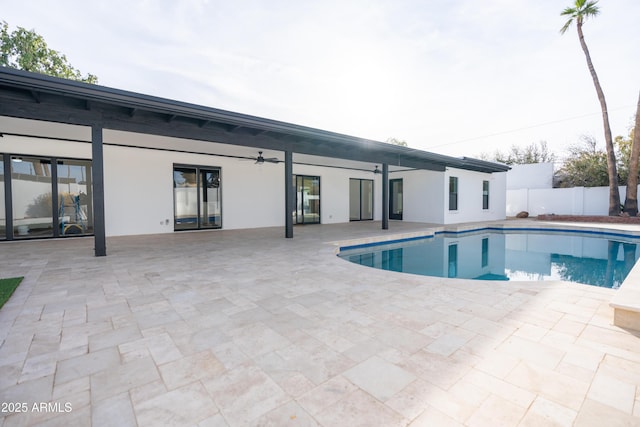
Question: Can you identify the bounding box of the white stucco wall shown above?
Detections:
[507,163,553,190]
[390,170,445,223]
[444,168,506,224]
[0,133,92,159]
[1,122,509,237]
[292,164,382,224]
[102,138,285,236]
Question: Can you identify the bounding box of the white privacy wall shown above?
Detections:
[506,186,634,216]
[507,163,553,190]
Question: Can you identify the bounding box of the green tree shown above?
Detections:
[561,1,619,215]
[557,135,609,187]
[622,93,640,215]
[385,137,408,147]
[0,21,97,83]
[482,141,555,165]
[615,129,633,185]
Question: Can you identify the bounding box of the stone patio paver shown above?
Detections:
[1,220,640,426]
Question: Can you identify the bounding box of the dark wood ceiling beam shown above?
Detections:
[30,90,41,103]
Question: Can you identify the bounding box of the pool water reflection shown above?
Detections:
[339,231,640,288]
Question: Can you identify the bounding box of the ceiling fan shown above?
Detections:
[252,151,280,164]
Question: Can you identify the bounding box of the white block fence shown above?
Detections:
[506,185,639,217]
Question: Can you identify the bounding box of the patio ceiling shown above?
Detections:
[0,67,509,174]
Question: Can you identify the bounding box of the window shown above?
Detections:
[482,180,489,210]
[449,176,458,211]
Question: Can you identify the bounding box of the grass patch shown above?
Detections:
[0,277,23,310]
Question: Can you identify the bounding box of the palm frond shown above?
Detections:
[560,18,574,34]
[560,1,600,34]
[583,1,600,18]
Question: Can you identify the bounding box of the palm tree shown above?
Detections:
[623,93,640,215]
[561,0,620,215]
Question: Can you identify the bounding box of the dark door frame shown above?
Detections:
[389,178,403,220]
[173,164,222,231]
[294,174,321,224]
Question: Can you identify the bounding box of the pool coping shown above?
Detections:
[333,221,640,332]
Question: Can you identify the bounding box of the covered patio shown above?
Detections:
[1,220,639,426]
[0,67,509,256]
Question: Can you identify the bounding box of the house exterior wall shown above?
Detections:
[0,134,92,159]
[291,164,382,224]
[102,134,386,235]
[102,133,285,236]
[391,170,445,223]
[443,168,507,224]
[1,123,507,238]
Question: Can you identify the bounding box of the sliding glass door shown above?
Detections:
[0,156,4,239]
[294,175,320,224]
[173,165,221,230]
[57,159,93,235]
[200,169,221,228]
[349,178,373,221]
[12,157,54,238]
[2,155,93,239]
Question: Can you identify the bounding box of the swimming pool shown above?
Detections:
[338,229,640,288]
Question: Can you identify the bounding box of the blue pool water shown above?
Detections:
[338,230,640,288]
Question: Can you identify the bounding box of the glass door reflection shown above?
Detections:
[57,159,93,235]
[174,166,221,231]
[349,178,373,221]
[12,157,54,238]
[389,179,403,220]
[295,175,320,224]
[199,169,221,228]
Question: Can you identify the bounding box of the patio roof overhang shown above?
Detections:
[0,67,509,255]
[0,67,509,174]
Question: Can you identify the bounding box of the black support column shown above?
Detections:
[92,125,107,256]
[285,150,293,238]
[51,158,60,237]
[382,163,389,230]
[3,155,13,240]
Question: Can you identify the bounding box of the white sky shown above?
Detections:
[2,0,639,161]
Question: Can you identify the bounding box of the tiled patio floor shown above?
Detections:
[1,220,640,426]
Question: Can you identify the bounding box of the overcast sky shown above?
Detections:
[2,0,639,161]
